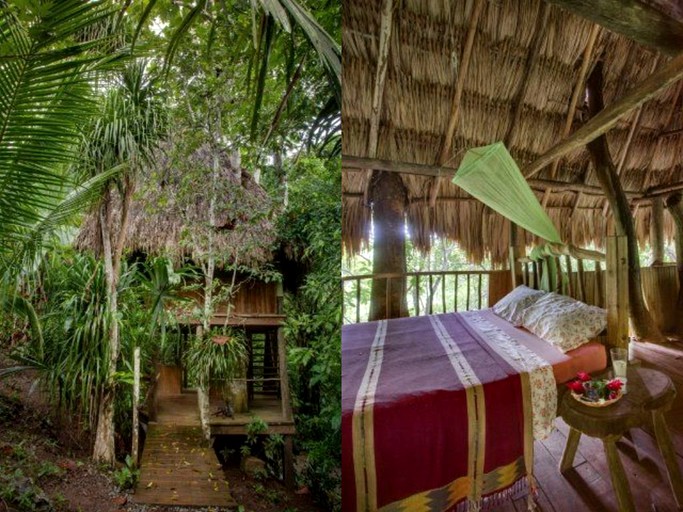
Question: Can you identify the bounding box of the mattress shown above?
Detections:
[342,309,608,512]
[479,309,607,383]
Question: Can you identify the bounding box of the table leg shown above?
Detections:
[603,437,635,512]
[560,427,581,473]
[652,410,683,508]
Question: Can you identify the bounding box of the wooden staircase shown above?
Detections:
[133,391,236,507]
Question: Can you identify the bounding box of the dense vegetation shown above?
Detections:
[0,1,340,510]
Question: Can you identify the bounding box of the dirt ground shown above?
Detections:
[0,358,323,512]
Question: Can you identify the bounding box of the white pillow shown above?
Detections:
[521,293,607,353]
[492,285,546,326]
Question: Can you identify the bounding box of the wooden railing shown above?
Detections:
[342,270,511,324]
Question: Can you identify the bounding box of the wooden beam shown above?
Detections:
[524,50,683,179]
[343,155,683,199]
[646,180,683,197]
[651,196,665,265]
[430,0,484,207]
[364,0,394,202]
[602,56,661,215]
[437,0,484,165]
[658,126,683,138]
[367,0,393,159]
[344,155,640,195]
[543,0,683,57]
[552,24,601,180]
[643,81,683,191]
[504,3,551,148]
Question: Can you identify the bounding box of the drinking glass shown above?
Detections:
[610,347,628,394]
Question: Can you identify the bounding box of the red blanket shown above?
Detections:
[342,313,535,511]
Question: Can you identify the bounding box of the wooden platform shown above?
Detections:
[155,390,201,427]
[208,394,295,435]
[497,339,683,511]
[134,392,235,507]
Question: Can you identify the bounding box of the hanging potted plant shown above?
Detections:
[184,328,248,412]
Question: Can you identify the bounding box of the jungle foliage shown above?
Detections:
[1,0,340,507]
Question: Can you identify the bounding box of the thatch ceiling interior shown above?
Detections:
[342,0,683,265]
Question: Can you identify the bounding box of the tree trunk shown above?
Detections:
[93,191,119,464]
[665,193,683,331]
[651,196,665,265]
[369,171,408,320]
[586,63,664,342]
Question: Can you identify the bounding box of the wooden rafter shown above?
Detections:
[523,50,683,179]
[503,2,549,255]
[343,154,683,199]
[504,3,551,148]
[544,0,683,57]
[643,81,683,191]
[553,25,600,216]
[437,0,485,165]
[363,0,394,203]
[600,55,661,216]
[553,24,601,180]
[428,0,484,207]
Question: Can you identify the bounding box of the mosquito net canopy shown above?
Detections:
[452,142,562,244]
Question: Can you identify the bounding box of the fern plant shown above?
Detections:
[183,328,247,389]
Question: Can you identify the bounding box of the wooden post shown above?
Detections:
[509,221,524,288]
[276,280,284,314]
[606,236,629,349]
[277,327,293,421]
[283,435,295,490]
[585,62,664,342]
[666,192,683,331]
[132,346,140,466]
[651,196,665,265]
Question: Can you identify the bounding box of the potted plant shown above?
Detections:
[184,328,248,412]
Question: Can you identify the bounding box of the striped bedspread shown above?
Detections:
[342,310,556,512]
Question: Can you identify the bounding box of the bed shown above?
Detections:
[342,305,607,512]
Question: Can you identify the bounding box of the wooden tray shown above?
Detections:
[571,390,623,407]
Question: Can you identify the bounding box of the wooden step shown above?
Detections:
[134,423,235,507]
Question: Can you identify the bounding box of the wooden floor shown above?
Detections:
[155,390,201,427]
[208,394,295,434]
[498,339,683,512]
[134,392,236,507]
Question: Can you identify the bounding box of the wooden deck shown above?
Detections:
[208,394,295,435]
[134,391,236,507]
[498,339,683,512]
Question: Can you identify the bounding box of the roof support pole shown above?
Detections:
[665,193,683,332]
[651,196,665,265]
[585,61,664,342]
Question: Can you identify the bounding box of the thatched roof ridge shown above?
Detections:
[75,144,277,268]
[342,0,683,264]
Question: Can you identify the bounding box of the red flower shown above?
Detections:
[567,380,585,394]
[606,379,623,392]
[577,371,592,382]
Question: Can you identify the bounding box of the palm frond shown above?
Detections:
[275,0,340,99]
[0,0,120,260]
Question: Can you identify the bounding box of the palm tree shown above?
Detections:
[0,0,123,268]
[78,60,166,464]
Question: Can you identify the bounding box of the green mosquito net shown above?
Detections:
[452,142,562,244]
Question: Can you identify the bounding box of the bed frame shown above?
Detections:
[510,236,629,351]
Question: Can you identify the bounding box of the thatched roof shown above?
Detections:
[342,0,683,265]
[75,144,277,268]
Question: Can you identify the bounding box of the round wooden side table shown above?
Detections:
[558,367,683,512]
